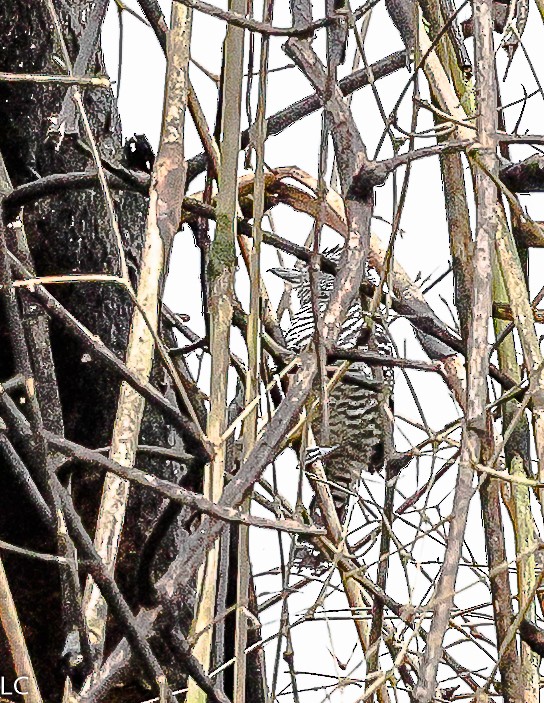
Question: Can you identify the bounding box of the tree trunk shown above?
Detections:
[0,2,197,700]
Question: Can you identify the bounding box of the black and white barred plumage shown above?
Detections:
[272,247,394,527]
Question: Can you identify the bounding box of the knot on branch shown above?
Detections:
[347,162,389,199]
[399,603,416,624]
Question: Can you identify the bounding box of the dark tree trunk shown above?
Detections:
[0,2,197,700]
[0,3,268,702]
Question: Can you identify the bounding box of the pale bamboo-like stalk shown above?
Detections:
[233,25,270,703]
[495,212,544,502]
[416,16,473,142]
[413,0,497,697]
[511,455,539,701]
[483,263,523,699]
[80,2,193,660]
[435,0,521,688]
[186,0,246,699]
[0,72,109,86]
[0,558,43,703]
[421,0,474,341]
[424,20,522,696]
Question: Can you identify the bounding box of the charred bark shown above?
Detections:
[0,1,199,699]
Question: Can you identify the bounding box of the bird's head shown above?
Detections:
[269,267,308,287]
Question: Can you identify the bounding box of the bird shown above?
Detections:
[271,247,394,534]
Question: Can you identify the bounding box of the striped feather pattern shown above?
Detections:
[278,247,394,530]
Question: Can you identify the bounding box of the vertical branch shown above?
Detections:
[81,2,193,658]
[511,455,539,701]
[479,418,522,702]
[366,479,394,695]
[234,12,270,703]
[495,213,544,495]
[414,5,475,343]
[439,150,473,341]
[426,8,523,694]
[491,251,529,473]
[413,0,498,696]
[484,260,524,701]
[187,0,246,699]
